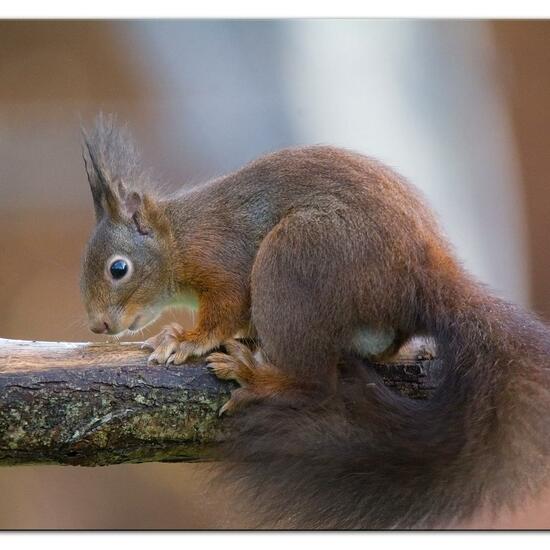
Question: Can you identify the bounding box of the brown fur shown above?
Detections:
[80,115,550,528]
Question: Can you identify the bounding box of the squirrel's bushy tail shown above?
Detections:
[218,274,550,528]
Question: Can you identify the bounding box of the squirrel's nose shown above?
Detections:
[90,320,110,334]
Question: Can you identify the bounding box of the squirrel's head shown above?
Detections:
[80,115,173,336]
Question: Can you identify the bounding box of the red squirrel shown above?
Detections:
[80,114,550,528]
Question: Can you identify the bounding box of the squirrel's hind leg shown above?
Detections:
[209,209,364,412]
[207,340,295,415]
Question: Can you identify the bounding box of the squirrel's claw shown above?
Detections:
[218,388,259,416]
[218,400,232,416]
[147,340,178,364]
[166,346,192,365]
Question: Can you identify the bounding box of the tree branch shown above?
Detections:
[0,338,441,466]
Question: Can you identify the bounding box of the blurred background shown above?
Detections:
[1,19,550,528]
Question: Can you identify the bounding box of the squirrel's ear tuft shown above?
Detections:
[81,113,148,223]
[81,114,166,233]
[81,126,121,222]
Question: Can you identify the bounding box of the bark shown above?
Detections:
[0,338,441,466]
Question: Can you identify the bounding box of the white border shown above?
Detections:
[1,1,550,19]
[6,532,550,550]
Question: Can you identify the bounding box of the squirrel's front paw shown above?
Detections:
[142,323,217,365]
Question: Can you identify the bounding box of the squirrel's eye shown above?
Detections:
[110,259,129,280]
